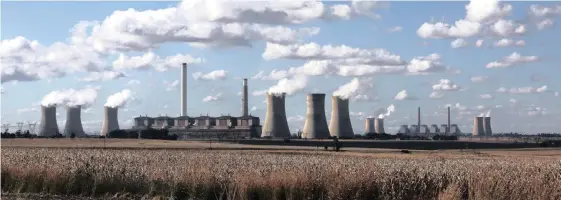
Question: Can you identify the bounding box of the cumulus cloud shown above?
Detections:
[429,91,445,99]
[480,94,493,99]
[104,89,133,108]
[126,79,141,86]
[202,93,223,102]
[432,79,462,91]
[536,19,554,30]
[475,39,484,47]
[192,70,228,81]
[112,52,204,72]
[493,39,525,47]
[406,53,450,75]
[41,88,99,108]
[332,77,376,101]
[252,60,334,80]
[485,52,539,68]
[81,71,126,82]
[471,76,488,83]
[451,38,469,48]
[496,85,548,94]
[529,5,561,18]
[163,80,179,91]
[287,115,305,122]
[490,19,526,37]
[394,90,416,100]
[388,26,403,32]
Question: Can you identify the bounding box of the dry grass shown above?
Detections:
[2,147,561,200]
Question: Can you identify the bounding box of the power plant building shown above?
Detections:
[397,125,410,135]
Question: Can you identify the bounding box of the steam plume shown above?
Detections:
[377,104,396,119]
[41,88,98,108]
[333,78,359,99]
[104,89,133,108]
[268,75,307,96]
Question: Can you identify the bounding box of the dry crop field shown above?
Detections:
[2,144,561,200]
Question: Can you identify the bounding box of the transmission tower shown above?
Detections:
[2,123,9,133]
[27,121,38,134]
[16,122,24,131]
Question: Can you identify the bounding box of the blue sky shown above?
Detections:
[1,0,560,134]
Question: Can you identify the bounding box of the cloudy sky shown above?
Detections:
[1,0,560,134]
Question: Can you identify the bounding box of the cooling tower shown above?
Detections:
[364,118,375,134]
[38,105,59,136]
[473,117,484,136]
[328,96,354,138]
[302,93,330,139]
[483,117,492,136]
[101,106,120,136]
[261,93,290,138]
[63,106,85,137]
[181,63,187,116]
[242,78,248,116]
[374,118,385,134]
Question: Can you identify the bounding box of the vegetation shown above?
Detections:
[2,148,560,200]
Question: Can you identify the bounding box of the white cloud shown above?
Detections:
[406,53,450,75]
[554,92,559,97]
[287,115,305,122]
[429,91,444,99]
[112,52,204,72]
[528,5,561,18]
[394,90,416,100]
[497,85,548,94]
[486,52,539,68]
[126,79,141,86]
[465,0,512,23]
[451,38,469,48]
[163,80,179,91]
[432,79,462,91]
[192,70,228,81]
[41,88,99,108]
[536,19,554,30]
[388,26,403,32]
[17,107,39,114]
[480,94,493,99]
[253,60,335,80]
[81,71,126,82]
[202,93,223,102]
[490,19,526,37]
[471,76,488,83]
[417,20,481,39]
[527,106,547,116]
[493,38,525,47]
[475,39,484,47]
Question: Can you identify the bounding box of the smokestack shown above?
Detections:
[39,105,59,136]
[262,93,290,138]
[329,96,354,138]
[374,118,385,134]
[242,78,248,116]
[101,106,120,136]
[447,106,451,133]
[483,117,492,136]
[181,63,187,116]
[302,93,330,139]
[417,107,421,133]
[364,118,375,134]
[63,106,85,137]
[473,117,484,136]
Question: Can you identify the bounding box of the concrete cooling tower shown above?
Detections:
[261,93,290,138]
[364,118,375,134]
[483,117,492,136]
[374,118,385,134]
[328,96,354,138]
[39,105,59,136]
[473,117,484,136]
[101,106,120,136]
[63,106,85,137]
[302,93,330,139]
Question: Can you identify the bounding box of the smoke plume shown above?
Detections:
[104,89,133,108]
[377,104,396,119]
[268,75,307,96]
[41,88,98,108]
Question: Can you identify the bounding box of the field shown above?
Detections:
[2,139,561,200]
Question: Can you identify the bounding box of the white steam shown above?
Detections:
[478,109,492,117]
[41,88,98,108]
[333,78,359,99]
[377,104,396,119]
[268,75,308,96]
[104,89,133,108]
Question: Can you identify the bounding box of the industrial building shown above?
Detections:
[399,106,462,136]
[473,116,493,136]
[262,92,290,138]
[131,65,262,139]
[38,105,59,137]
[329,96,354,138]
[63,106,85,137]
[302,93,330,139]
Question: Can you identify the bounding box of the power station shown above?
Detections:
[329,96,354,138]
[399,106,462,136]
[302,93,330,139]
[262,92,290,138]
[101,106,120,136]
[39,105,59,137]
[63,106,85,137]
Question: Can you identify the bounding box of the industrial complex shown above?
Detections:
[33,62,492,139]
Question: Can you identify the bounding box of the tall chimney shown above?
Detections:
[261,93,290,138]
[101,106,120,136]
[329,96,354,138]
[302,93,330,139]
[417,107,421,133]
[39,105,59,137]
[63,106,85,137]
[180,63,187,116]
[242,78,248,116]
[447,106,451,134]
